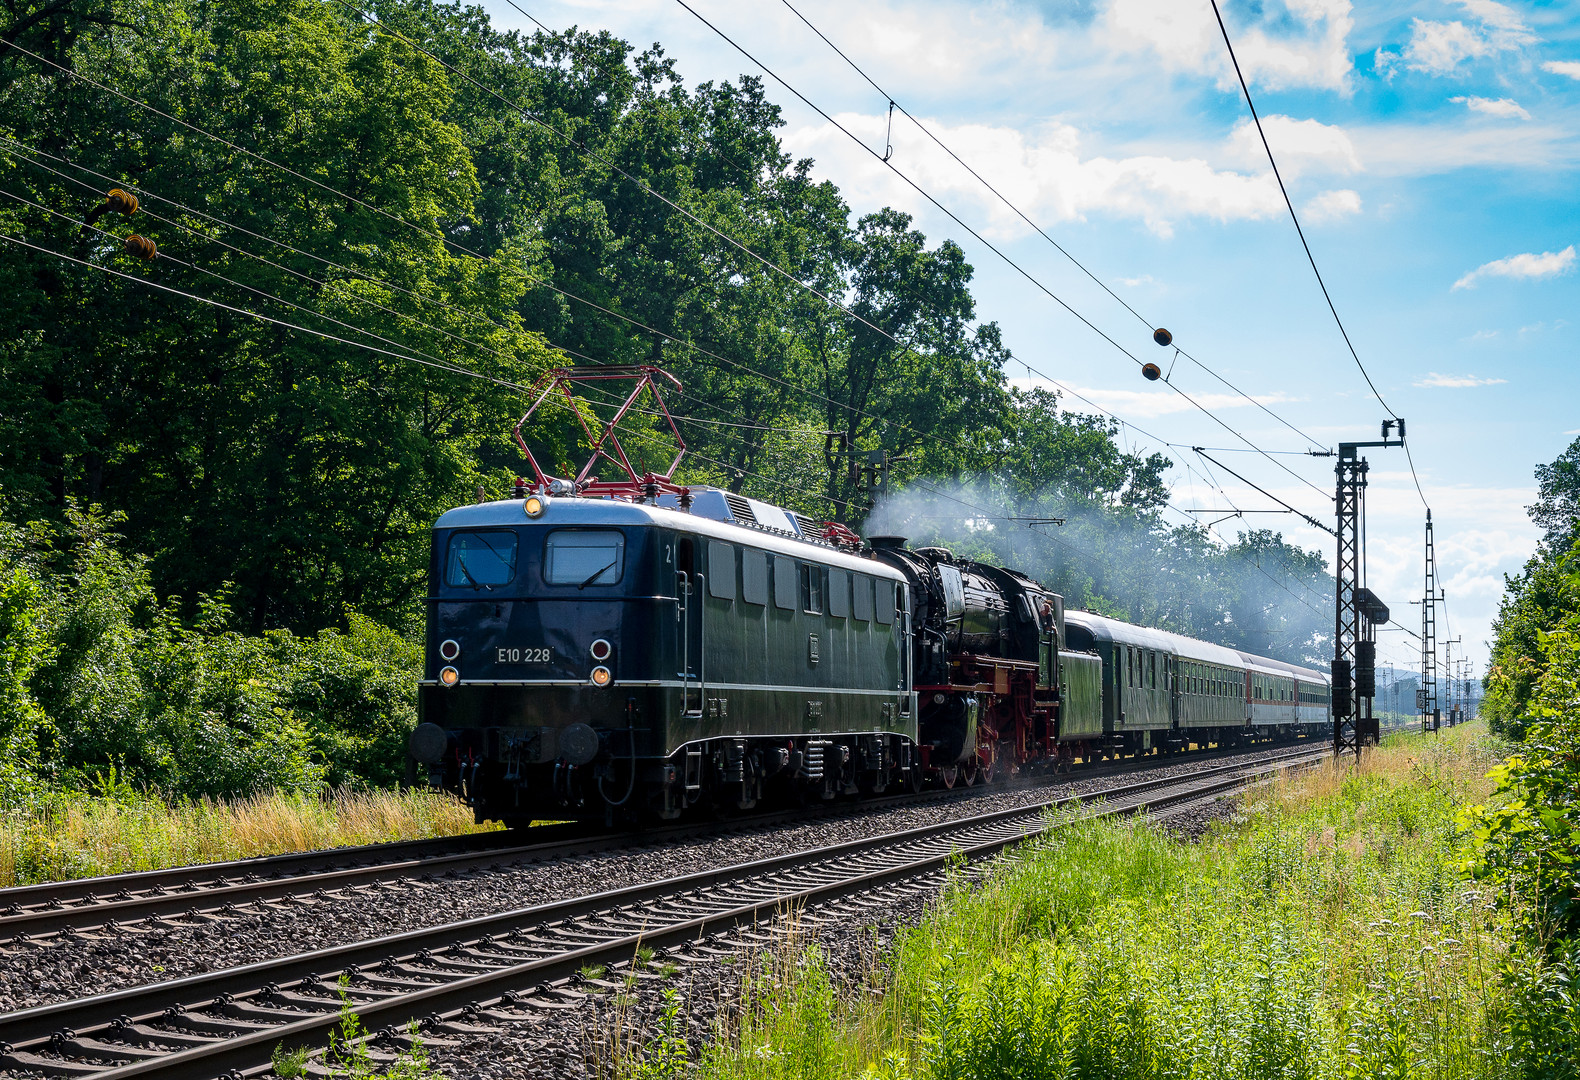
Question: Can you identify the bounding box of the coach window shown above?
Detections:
[1148,651,1157,689]
[828,568,850,618]
[707,541,736,601]
[773,556,796,610]
[876,579,896,625]
[853,574,873,621]
[742,550,769,606]
[799,563,823,614]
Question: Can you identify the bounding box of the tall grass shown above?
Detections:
[653,725,1517,1080]
[0,785,492,887]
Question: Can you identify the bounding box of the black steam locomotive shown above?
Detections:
[407,367,1329,825]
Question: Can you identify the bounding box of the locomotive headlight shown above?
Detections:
[589,638,612,662]
[590,665,612,687]
[439,666,460,687]
[439,638,461,662]
[523,494,548,518]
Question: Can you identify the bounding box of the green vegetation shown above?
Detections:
[603,727,1576,1080]
[274,979,437,1080]
[0,782,486,888]
[0,0,1326,831]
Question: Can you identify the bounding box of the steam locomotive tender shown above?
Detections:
[407,485,1331,826]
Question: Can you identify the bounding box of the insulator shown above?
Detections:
[1142,362,1162,381]
[1152,327,1172,347]
[85,188,139,226]
[106,188,139,216]
[123,234,157,261]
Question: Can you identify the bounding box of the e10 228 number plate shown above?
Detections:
[496,647,552,664]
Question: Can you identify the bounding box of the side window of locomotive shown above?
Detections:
[875,579,896,625]
[543,530,625,586]
[852,574,873,621]
[707,541,736,601]
[742,550,769,606]
[828,568,850,618]
[773,556,796,610]
[445,529,518,589]
[799,563,823,614]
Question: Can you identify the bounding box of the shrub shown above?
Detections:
[0,500,420,801]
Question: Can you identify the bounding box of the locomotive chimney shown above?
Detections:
[868,535,907,550]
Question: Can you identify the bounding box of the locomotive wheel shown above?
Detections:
[936,766,959,789]
[962,763,981,787]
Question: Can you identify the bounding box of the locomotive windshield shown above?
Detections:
[444,530,518,589]
[544,529,626,587]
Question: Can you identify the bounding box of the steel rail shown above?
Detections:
[0,739,1325,940]
[0,747,1325,1078]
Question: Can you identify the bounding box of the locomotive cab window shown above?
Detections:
[445,529,518,589]
[543,530,624,586]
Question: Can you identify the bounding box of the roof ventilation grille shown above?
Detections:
[722,491,756,524]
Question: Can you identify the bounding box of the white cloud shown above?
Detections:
[784,114,1287,238]
[1463,329,1499,342]
[1565,429,1580,436]
[1412,372,1508,388]
[1304,188,1362,221]
[1228,115,1361,174]
[1104,0,1355,92]
[1451,95,1530,119]
[1402,0,1536,75]
[1545,60,1580,80]
[1117,274,1156,287]
[1453,245,1577,288]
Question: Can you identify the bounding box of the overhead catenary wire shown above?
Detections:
[1207,0,1432,518]
[773,0,1330,455]
[11,212,1331,643]
[8,31,1333,536]
[7,33,1332,611]
[669,0,1333,507]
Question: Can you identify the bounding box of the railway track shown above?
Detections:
[0,745,1326,1080]
[0,740,1324,943]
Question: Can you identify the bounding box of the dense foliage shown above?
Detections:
[1463,436,1580,1075]
[0,504,417,799]
[1,0,1334,797]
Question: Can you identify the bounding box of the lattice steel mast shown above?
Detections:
[1421,512,1439,733]
[1333,423,1404,759]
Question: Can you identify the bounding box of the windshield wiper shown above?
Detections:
[579,560,618,589]
[455,559,490,591]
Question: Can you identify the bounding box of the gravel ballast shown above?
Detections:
[0,745,1308,1015]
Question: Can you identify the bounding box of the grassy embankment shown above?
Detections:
[639,724,1531,1080]
[0,787,491,888]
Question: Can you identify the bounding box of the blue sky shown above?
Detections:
[478,0,1580,675]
